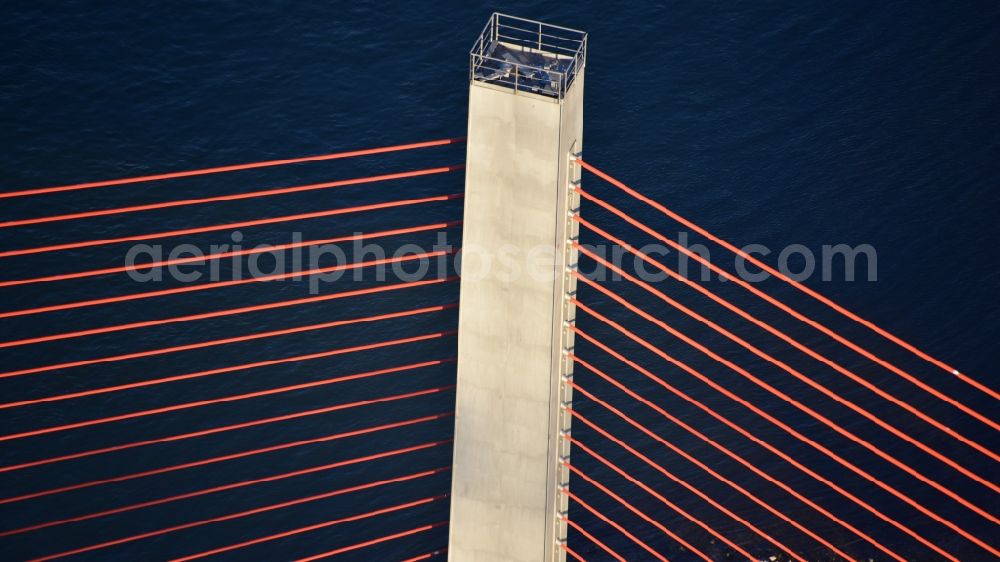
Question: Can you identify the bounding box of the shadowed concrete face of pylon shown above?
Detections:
[449,13,586,562]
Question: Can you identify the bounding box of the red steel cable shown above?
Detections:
[562,543,587,562]
[0,301,456,382]
[574,304,977,561]
[0,247,451,320]
[0,407,450,477]
[575,218,1000,462]
[0,334,455,442]
[567,384,859,562]
[574,261,1000,524]
[1,440,449,537]
[169,493,449,562]
[0,355,453,442]
[569,348,906,562]
[582,296,1000,554]
[0,276,456,351]
[0,392,453,506]
[0,164,462,229]
[565,517,625,562]
[401,550,447,562]
[564,488,667,561]
[0,334,453,412]
[0,137,464,199]
[0,192,462,260]
[563,461,711,562]
[33,477,448,561]
[576,187,1000,434]
[295,522,448,561]
[577,159,997,400]
[575,233,1000,485]
[559,543,587,562]
[566,435,774,562]
[0,221,459,289]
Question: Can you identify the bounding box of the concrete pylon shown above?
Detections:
[448,13,586,562]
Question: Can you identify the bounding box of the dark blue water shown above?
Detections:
[2,1,998,560]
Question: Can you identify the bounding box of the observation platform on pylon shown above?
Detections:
[470,13,587,99]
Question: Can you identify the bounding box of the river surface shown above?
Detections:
[1,1,998,560]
